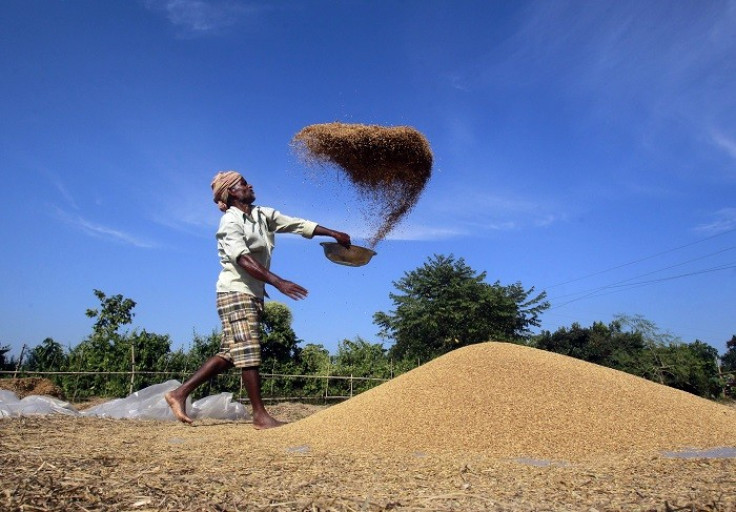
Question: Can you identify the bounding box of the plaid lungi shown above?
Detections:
[216,292,263,368]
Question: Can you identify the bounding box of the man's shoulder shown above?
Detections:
[219,207,246,228]
[221,208,240,219]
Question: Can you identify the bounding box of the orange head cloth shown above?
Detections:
[211,170,243,212]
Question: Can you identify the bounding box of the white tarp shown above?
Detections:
[0,380,248,421]
[0,390,80,417]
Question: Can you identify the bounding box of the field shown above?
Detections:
[2,342,735,511]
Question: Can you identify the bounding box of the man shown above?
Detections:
[165,170,351,428]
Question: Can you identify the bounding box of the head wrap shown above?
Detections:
[211,170,243,212]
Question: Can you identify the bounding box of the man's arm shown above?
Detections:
[236,254,308,300]
[262,207,350,247]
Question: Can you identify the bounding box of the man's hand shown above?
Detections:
[237,254,308,300]
[332,231,351,248]
[314,226,351,248]
[274,278,308,301]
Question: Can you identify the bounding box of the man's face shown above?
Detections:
[229,177,255,204]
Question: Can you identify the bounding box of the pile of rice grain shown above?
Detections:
[292,122,433,247]
[265,342,736,461]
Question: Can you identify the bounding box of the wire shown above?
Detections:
[548,246,736,301]
[544,226,736,290]
[550,263,736,309]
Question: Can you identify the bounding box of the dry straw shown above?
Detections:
[266,342,736,462]
[292,122,433,247]
[0,377,64,398]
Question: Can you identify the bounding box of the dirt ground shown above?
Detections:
[1,405,735,512]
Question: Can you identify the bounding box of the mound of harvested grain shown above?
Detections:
[0,377,65,399]
[292,122,433,247]
[266,342,736,461]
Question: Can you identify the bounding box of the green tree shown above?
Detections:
[534,321,646,374]
[173,330,239,399]
[85,289,136,339]
[299,343,330,374]
[296,343,330,397]
[67,336,126,397]
[721,335,736,372]
[615,314,722,397]
[721,335,736,398]
[26,338,67,373]
[642,341,722,398]
[128,331,171,370]
[66,289,170,398]
[187,331,222,367]
[260,302,304,398]
[332,337,390,394]
[374,254,549,362]
[614,314,680,346]
[613,314,680,385]
[535,317,724,398]
[1,344,15,371]
[261,301,301,365]
[66,290,138,396]
[127,330,172,389]
[684,340,722,398]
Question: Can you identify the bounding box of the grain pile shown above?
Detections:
[292,122,433,247]
[265,342,736,462]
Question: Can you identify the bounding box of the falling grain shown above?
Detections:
[292,122,433,247]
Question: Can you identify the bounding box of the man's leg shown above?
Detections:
[241,367,286,429]
[165,355,233,424]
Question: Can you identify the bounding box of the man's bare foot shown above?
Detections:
[165,391,193,424]
[252,412,287,430]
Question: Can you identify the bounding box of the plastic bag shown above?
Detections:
[81,380,183,420]
[0,390,21,418]
[190,392,248,420]
[0,391,80,417]
[0,381,247,421]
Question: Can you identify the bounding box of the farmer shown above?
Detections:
[165,170,351,428]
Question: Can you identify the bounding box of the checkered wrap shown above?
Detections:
[216,292,263,368]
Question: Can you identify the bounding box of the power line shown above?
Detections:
[548,246,736,301]
[607,263,736,289]
[544,226,736,290]
[550,262,736,309]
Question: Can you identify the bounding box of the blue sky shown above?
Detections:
[2,0,735,360]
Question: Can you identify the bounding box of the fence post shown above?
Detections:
[350,374,353,398]
[73,346,85,402]
[270,362,275,398]
[129,343,136,395]
[13,344,27,379]
[324,362,330,402]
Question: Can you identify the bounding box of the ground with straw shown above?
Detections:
[2,342,735,511]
